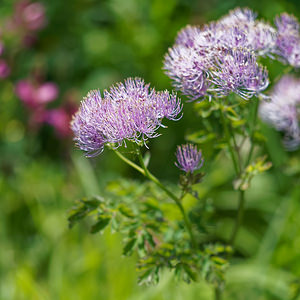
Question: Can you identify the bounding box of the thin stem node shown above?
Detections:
[113,147,197,249]
[230,190,245,245]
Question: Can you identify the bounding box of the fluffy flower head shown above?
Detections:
[218,7,257,26]
[259,75,300,150]
[210,48,269,99]
[175,144,204,173]
[71,78,182,157]
[274,13,300,67]
[164,7,272,101]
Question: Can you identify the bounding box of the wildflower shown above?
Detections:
[15,80,59,108]
[71,78,182,157]
[275,13,299,34]
[175,144,204,173]
[175,25,202,48]
[248,22,277,56]
[218,7,257,26]
[163,7,271,101]
[274,13,300,67]
[45,109,72,138]
[210,47,269,99]
[164,44,268,100]
[217,8,276,56]
[164,44,210,100]
[259,75,300,150]
[44,98,77,138]
[35,82,59,103]
[13,0,46,31]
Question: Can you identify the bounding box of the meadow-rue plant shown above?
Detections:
[69,7,300,299]
[259,75,300,150]
[274,13,300,67]
[175,144,204,173]
[163,8,271,101]
[71,77,182,157]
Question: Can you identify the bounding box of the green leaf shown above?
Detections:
[234,156,272,191]
[68,196,104,229]
[194,101,220,118]
[211,256,227,266]
[182,264,198,282]
[83,196,103,208]
[123,238,137,256]
[145,231,156,248]
[68,208,89,228]
[110,216,120,232]
[90,217,111,234]
[118,204,135,218]
[137,235,147,257]
[137,268,155,285]
[253,131,267,143]
[186,130,216,144]
[143,151,151,168]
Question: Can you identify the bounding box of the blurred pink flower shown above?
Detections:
[45,109,72,138]
[36,82,59,103]
[0,59,11,79]
[14,0,46,32]
[5,0,47,47]
[15,80,35,105]
[44,99,78,138]
[16,78,78,138]
[15,80,59,108]
[22,2,46,31]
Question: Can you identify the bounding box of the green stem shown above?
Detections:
[245,97,259,167]
[136,149,197,249]
[112,148,145,175]
[228,99,258,245]
[219,106,240,175]
[214,286,222,300]
[229,190,245,245]
[219,104,246,245]
[113,147,197,249]
[225,98,259,246]
[228,124,242,173]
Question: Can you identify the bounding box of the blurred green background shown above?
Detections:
[1,0,300,299]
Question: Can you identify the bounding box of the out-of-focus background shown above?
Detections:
[1,0,300,299]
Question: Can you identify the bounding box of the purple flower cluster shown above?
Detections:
[164,8,273,101]
[175,144,204,173]
[211,48,269,99]
[259,75,300,150]
[71,78,182,157]
[217,8,276,56]
[274,13,300,67]
[164,8,300,101]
